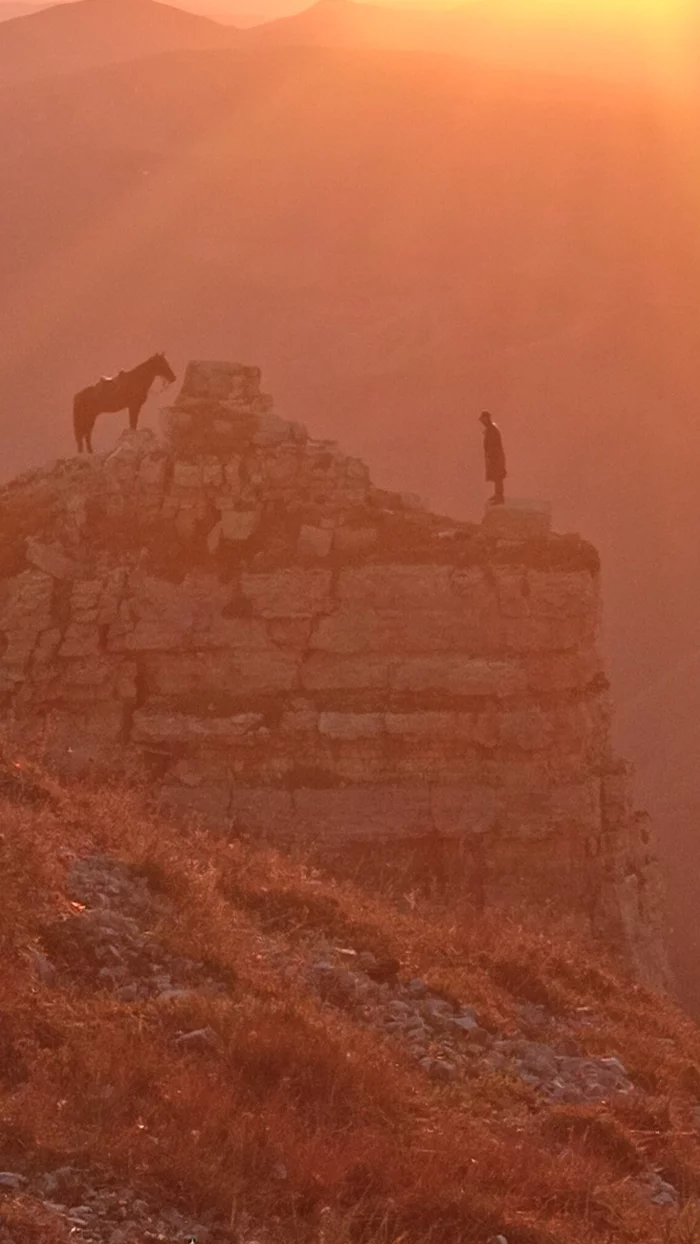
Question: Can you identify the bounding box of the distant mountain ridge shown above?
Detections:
[0,0,236,81]
[0,0,694,90]
[244,0,693,88]
[0,0,52,20]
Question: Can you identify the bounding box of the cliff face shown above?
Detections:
[0,362,667,985]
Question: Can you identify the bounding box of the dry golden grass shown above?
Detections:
[1,753,700,1243]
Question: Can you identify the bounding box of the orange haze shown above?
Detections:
[0,0,700,1002]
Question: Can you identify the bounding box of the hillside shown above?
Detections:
[1,747,700,1244]
[0,0,234,81]
[0,1,52,20]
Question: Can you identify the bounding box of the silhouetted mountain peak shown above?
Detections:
[0,0,233,81]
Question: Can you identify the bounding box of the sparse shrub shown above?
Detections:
[0,753,698,1244]
[667,1202,700,1244]
[542,1106,644,1173]
[489,954,571,1012]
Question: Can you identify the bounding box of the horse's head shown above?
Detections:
[153,352,176,387]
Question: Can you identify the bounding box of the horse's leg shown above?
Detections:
[73,395,86,452]
[128,402,142,431]
[85,419,95,454]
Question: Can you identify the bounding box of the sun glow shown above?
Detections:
[356,0,685,19]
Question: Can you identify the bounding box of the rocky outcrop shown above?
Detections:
[0,362,667,985]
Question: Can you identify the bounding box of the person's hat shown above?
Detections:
[478,410,491,423]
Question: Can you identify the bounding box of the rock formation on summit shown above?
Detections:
[0,362,668,986]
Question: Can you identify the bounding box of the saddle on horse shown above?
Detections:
[95,370,126,398]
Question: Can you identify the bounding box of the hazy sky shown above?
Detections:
[0,0,686,16]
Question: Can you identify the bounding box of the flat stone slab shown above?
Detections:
[179,360,262,402]
[482,499,552,540]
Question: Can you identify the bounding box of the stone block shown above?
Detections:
[220,510,261,542]
[0,571,54,631]
[160,783,231,822]
[300,653,390,691]
[207,522,222,555]
[201,460,224,488]
[281,705,319,734]
[319,713,384,740]
[432,779,600,840]
[3,632,40,666]
[241,569,333,618]
[172,461,202,489]
[108,574,238,652]
[492,567,530,618]
[337,565,452,608]
[175,508,199,541]
[33,628,62,664]
[111,618,190,652]
[431,786,500,836]
[159,407,191,439]
[39,657,130,697]
[228,788,295,837]
[346,457,370,482]
[132,710,266,746]
[58,624,102,659]
[224,458,243,488]
[400,492,425,510]
[526,649,601,693]
[138,455,168,488]
[601,763,635,830]
[493,707,554,752]
[293,786,432,840]
[104,429,159,468]
[145,648,299,697]
[482,499,552,540]
[500,613,595,654]
[391,657,527,697]
[252,413,296,447]
[298,525,333,558]
[26,540,80,581]
[267,618,314,649]
[40,703,125,753]
[527,570,598,619]
[385,712,459,737]
[310,608,497,655]
[178,361,262,403]
[260,451,301,488]
[332,526,379,555]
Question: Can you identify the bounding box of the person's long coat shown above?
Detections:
[483,422,506,482]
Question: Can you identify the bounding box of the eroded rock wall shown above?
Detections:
[0,362,667,984]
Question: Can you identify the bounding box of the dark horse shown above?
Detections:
[73,352,176,453]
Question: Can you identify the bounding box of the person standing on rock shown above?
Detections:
[479,410,506,505]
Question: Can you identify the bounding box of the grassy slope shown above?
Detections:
[2,749,700,1243]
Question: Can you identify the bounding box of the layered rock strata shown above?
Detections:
[0,362,667,984]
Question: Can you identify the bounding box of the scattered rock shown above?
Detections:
[0,1171,27,1190]
[174,1027,220,1051]
[38,855,228,1003]
[365,956,400,984]
[298,524,333,558]
[220,510,261,542]
[428,1059,458,1082]
[646,1174,680,1208]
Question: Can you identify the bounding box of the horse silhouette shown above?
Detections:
[73,352,176,453]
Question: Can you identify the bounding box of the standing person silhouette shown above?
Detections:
[479,410,506,505]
